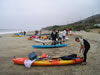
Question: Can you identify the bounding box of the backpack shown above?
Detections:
[28,52,37,60]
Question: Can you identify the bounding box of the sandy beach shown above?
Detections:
[0,31,100,75]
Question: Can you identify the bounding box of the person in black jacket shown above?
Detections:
[24,31,26,35]
[51,29,58,45]
[75,37,90,64]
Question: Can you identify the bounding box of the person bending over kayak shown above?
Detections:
[75,37,90,64]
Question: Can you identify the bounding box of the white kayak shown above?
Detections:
[33,39,52,43]
[65,37,69,40]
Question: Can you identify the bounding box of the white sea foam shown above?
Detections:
[0,29,33,35]
[0,29,22,35]
[0,31,21,35]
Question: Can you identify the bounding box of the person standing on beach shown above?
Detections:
[75,37,90,64]
[24,31,26,35]
[62,30,66,41]
[35,30,39,35]
[66,28,70,35]
[40,30,42,35]
[57,30,62,44]
[51,29,58,45]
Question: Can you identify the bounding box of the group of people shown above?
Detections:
[19,31,26,35]
[51,29,90,65]
[51,29,67,45]
[24,29,90,68]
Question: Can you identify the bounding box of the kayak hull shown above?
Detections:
[32,44,67,48]
[39,36,48,39]
[11,35,24,37]
[27,38,32,40]
[13,57,83,66]
[33,39,52,43]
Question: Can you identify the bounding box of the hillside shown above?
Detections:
[42,14,100,31]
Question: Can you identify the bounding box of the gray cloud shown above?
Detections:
[0,0,100,30]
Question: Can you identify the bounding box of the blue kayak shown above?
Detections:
[14,33,24,35]
[39,33,50,36]
[32,44,67,48]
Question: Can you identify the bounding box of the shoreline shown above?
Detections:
[0,31,21,35]
[0,29,36,35]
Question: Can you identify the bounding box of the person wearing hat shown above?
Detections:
[75,37,90,64]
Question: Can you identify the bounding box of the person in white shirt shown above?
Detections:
[62,30,66,41]
[57,30,63,44]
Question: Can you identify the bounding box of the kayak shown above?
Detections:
[32,44,67,48]
[39,34,50,36]
[27,38,32,40]
[39,36,48,39]
[14,33,24,35]
[65,37,69,40]
[26,34,34,36]
[13,57,83,66]
[11,35,24,37]
[33,39,52,43]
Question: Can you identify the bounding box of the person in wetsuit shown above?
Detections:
[51,29,58,45]
[75,37,90,64]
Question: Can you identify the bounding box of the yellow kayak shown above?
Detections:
[13,57,83,66]
[11,35,24,37]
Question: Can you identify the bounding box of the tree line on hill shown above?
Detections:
[42,14,100,31]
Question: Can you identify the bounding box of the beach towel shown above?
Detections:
[24,59,36,68]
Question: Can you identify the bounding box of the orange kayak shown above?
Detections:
[39,36,48,39]
[13,57,83,66]
[27,38,32,40]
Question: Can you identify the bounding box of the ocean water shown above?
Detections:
[0,29,22,35]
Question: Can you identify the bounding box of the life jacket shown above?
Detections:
[60,54,77,60]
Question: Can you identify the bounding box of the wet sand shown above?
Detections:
[0,31,100,75]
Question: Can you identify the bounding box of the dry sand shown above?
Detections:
[0,31,100,75]
[89,29,100,33]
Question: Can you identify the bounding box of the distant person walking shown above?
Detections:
[35,30,39,35]
[75,37,90,65]
[24,31,26,35]
[40,30,42,35]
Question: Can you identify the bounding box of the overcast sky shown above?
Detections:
[0,0,100,30]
